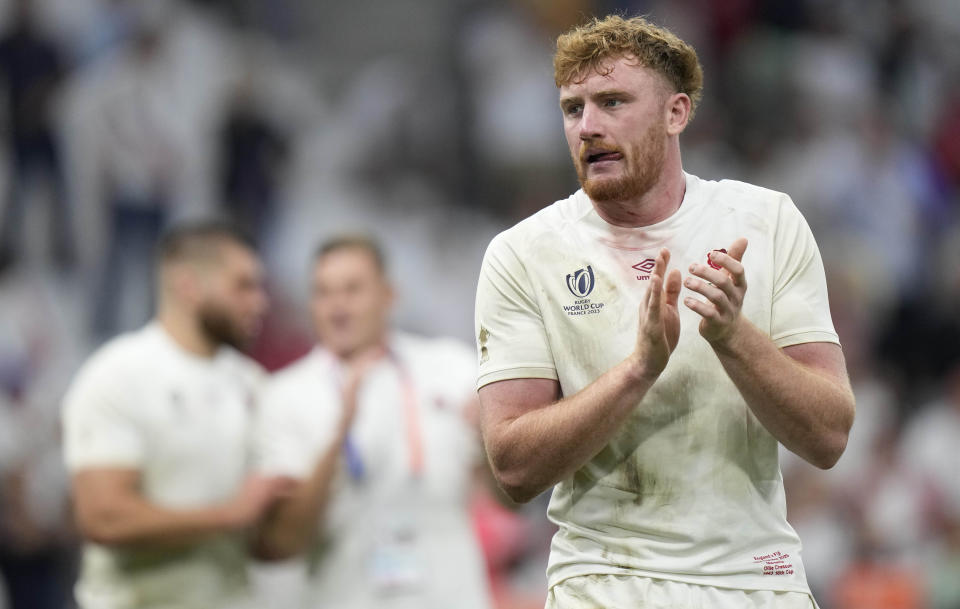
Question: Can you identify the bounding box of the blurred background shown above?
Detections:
[0,0,958,607]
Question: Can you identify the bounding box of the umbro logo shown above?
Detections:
[632,258,655,280]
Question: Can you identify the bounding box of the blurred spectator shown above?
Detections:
[62,221,287,609]
[254,235,494,609]
[831,557,926,609]
[0,396,76,609]
[0,0,72,271]
[825,427,931,609]
[0,0,952,607]
[89,18,183,337]
[0,264,85,609]
[77,0,140,65]
[901,365,960,532]
[926,520,960,609]
[216,76,289,245]
[458,0,586,220]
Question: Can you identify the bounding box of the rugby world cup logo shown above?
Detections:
[566,265,595,298]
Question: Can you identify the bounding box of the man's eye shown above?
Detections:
[604,99,622,107]
[564,104,582,116]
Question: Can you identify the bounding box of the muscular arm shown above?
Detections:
[72,469,281,548]
[713,331,854,468]
[480,361,656,503]
[480,249,681,504]
[684,239,854,469]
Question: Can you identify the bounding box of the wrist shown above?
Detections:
[216,502,247,531]
[623,354,661,388]
[707,316,748,355]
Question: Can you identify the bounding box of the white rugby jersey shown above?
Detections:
[255,332,493,609]
[475,172,838,593]
[62,322,264,609]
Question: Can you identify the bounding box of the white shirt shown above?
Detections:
[901,400,960,517]
[62,322,264,609]
[475,172,839,593]
[256,332,493,609]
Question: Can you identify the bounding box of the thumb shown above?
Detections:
[727,237,748,262]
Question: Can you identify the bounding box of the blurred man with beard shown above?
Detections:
[62,221,290,609]
[475,15,855,609]
[253,235,493,609]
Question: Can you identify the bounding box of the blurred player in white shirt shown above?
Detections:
[255,235,493,609]
[62,221,290,609]
[474,15,856,609]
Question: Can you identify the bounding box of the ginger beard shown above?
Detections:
[574,117,667,204]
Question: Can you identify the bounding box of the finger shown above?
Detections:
[683,295,717,320]
[688,262,729,289]
[665,269,682,308]
[684,276,727,308]
[653,247,670,280]
[646,274,663,325]
[727,237,748,262]
[709,250,746,287]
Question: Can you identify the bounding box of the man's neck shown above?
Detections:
[157,311,217,358]
[592,165,686,228]
[331,336,389,365]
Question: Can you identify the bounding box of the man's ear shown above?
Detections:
[168,264,202,305]
[665,92,692,136]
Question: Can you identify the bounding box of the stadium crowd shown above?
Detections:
[0,0,957,607]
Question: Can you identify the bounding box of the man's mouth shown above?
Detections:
[584,149,623,164]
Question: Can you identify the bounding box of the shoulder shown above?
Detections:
[698,176,793,216]
[692,176,811,242]
[62,328,157,416]
[486,190,592,256]
[219,348,268,384]
[393,333,478,404]
[394,332,475,369]
[70,327,157,387]
[262,349,325,401]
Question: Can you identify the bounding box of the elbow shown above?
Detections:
[252,536,302,562]
[810,436,847,470]
[77,511,127,547]
[482,426,553,504]
[811,405,855,470]
[487,459,546,505]
[496,479,541,505]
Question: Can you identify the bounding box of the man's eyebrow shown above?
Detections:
[592,89,631,98]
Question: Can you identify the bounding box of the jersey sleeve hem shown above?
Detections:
[255,461,312,481]
[65,454,143,472]
[772,330,840,349]
[478,366,558,389]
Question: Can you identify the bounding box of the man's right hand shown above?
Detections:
[222,475,295,530]
[631,248,682,381]
[338,345,387,434]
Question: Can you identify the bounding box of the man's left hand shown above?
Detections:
[682,237,748,345]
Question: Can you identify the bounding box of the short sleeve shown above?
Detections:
[62,359,145,471]
[474,233,557,388]
[769,197,840,348]
[427,338,485,464]
[254,374,337,480]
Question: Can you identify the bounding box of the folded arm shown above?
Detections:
[72,468,283,548]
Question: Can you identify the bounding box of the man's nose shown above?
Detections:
[578,104,603,140]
